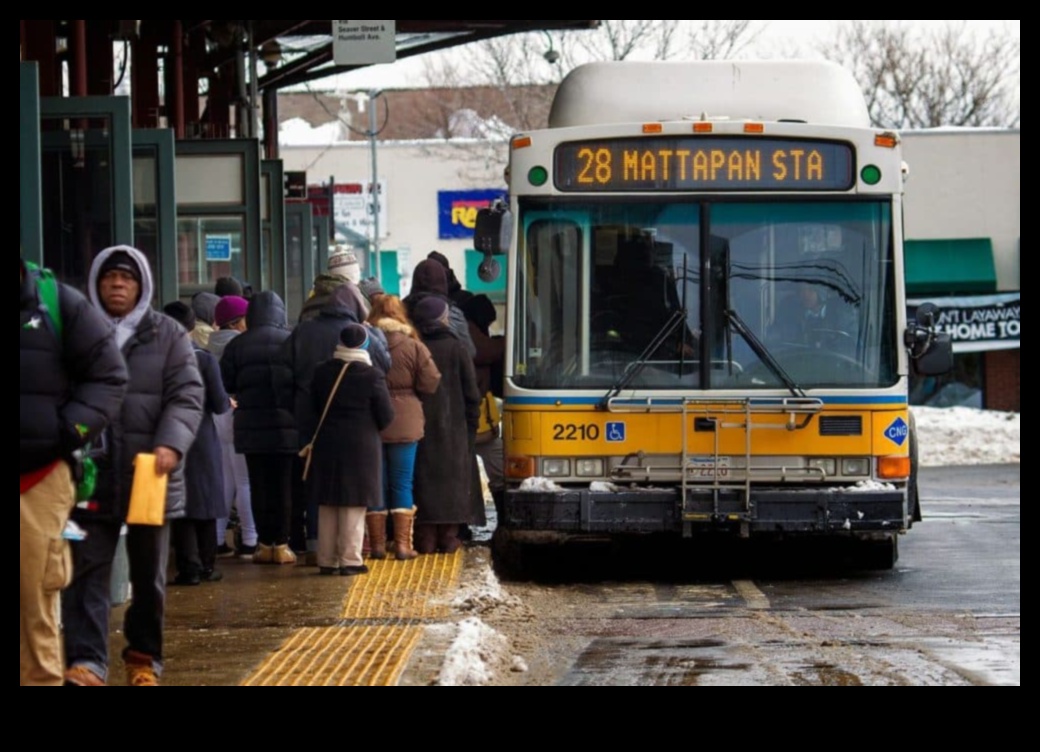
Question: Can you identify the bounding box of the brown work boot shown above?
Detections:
[366,511,388,559]
[391,508,419,560]
[124,650,159,686]
[64,665,105,686]
[272,543,297,565]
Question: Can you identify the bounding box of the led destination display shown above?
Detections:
[554,137,854,191]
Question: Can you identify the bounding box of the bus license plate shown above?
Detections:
[688,457,731,478]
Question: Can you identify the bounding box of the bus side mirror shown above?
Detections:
[905,302,954,376]
[474,203,511,256]
[474,202,511,282]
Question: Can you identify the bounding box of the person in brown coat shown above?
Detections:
[410,296,483,554]
[307,323,394,575]
[367,295,442,559]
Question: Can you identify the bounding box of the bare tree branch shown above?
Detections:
[819,21,1019,128]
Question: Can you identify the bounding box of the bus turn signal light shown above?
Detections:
[877,455,911,479]
[506,456,535,479]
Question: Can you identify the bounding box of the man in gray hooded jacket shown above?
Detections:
[62,245,204,687]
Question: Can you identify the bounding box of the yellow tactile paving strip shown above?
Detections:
[241,552,463,686]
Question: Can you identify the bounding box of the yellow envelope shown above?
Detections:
[126,453,168,526]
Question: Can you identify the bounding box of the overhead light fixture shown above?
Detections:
[260,39,282,67]
[542,30,560,64]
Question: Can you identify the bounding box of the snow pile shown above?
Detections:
[452,562,524,615]
[913,406,1019,466]
[520,476,564,491]
[437,616,511,686]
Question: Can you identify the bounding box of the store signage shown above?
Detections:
[438,189,507,239]
[908,292,1020,353]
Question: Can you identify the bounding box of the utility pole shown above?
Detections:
[368,89,383,284]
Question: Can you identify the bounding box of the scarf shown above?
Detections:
[332,344,372,366]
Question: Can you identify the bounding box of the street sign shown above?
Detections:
[333,21,396,65]
[332,181,387,241]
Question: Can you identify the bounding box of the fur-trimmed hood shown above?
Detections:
[372,317,415,337]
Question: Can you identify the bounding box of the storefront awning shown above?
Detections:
[904,238,997,296]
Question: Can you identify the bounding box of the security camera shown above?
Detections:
[543,49,560,65]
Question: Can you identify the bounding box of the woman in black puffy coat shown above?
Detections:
[219,290,299,564]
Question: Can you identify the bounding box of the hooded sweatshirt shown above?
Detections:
[83,245,204,520]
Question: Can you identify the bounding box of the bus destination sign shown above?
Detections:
[554,137,854,192]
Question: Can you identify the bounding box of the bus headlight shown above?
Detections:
[542,459,570,477]
[808,458,836,477]
[575,458,604,477]
[841,458,871,476]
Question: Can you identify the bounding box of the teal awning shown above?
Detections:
[904,238,997,296]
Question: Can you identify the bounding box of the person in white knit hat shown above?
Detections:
[298,245,371,323]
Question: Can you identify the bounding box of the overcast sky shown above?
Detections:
[321,20,1020,92]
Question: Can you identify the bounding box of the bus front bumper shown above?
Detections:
[500,487,907,535]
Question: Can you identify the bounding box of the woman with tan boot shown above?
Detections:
[368,295,442,559]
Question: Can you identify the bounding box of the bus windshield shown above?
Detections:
[512,198,899,391]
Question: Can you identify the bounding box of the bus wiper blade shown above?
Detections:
[725,308,805,397]
[599,308,686,409]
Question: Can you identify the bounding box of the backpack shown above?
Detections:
[24,260,96,500]
[477,391,501,440]
[24,260,62,339]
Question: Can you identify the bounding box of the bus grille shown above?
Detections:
[818,416,863,436]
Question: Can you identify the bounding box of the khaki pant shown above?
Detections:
[317,506,366,568]
[20,462,75,685]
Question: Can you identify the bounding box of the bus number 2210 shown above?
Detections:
[552,423,600,441]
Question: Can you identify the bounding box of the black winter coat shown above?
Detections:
[20,262,128,474]
[86,310,204,522]
[413,327,484,525]
[184,344,231,519]
[280,285,391,447]
[307,356,394,508]
[220,290,298,454]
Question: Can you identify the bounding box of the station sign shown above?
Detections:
[333,21,396,65]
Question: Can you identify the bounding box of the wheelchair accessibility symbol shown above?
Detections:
[606,422,626,442]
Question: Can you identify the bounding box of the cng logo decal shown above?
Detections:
[605,422,626,442]
[884,417,909,446]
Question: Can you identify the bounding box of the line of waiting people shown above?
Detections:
[19,243,503,686]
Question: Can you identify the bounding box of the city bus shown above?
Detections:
[474,60,952,573]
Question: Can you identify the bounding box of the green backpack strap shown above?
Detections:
[24,260,63,341]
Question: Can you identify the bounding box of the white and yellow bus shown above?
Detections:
[475,60,952,571]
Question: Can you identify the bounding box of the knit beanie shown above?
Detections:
[339,322,370,349]
[163,300,196,332]
[215,276,244,297]
[358,277,385,301]
[328,248,362,284]
[97,250,142,284]
[412,295,449,327]
[214,295,249,328]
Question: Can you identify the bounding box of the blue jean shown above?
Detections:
[377,442,418,511]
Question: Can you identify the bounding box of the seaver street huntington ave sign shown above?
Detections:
[908,292,1020,353]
